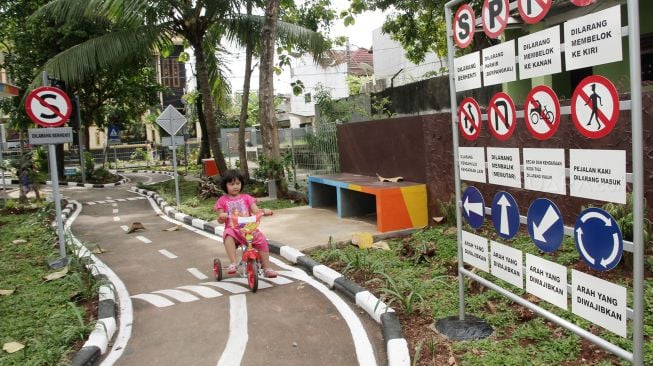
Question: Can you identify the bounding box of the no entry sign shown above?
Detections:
[518,0,551,24]
[571,75,620,139]
[25,87,72,127]
[454,4,475,49]
[482,0,509,39]
[488,92,516,141]
[524,85,560,140]
[458,97,482,141]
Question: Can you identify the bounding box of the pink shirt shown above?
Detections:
[214,194,257,227]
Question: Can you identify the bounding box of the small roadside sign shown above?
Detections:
[454,4,475,49]
[525,254,568,310]
[491,191,519,240]
[454,52,482,91]
[25,87,72,127]
[462,186,485,229]
[162,135,185,147]
[517,0,551,24]
[490,241,524,289]
[28,127,73,145]
[108,125,120,144]
[462,230,490,272]
[524,85,561,140]
[571,270,627,337]
[482,40,516,86]
[518,26,562,79]
[574,207,623,272]
[487,92,516,141]
[458,97,482,141]
[458,146,487,183]
[571,75,620,139]
[526,198,564,253]
[569,149,626,204]
[156,105,187,136]
[482,0,509,39]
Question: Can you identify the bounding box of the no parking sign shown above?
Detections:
[458,97,482,141]
[571,75,620,139]
[482,0,509,39]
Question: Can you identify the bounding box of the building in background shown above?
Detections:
[0,51,19,125]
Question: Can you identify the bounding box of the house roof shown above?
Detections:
[348,48,374,76]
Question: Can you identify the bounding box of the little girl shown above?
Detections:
[214,169,277,278]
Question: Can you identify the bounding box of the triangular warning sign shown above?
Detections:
[109,129,118,137]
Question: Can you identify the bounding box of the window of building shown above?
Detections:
[161,57,181,88]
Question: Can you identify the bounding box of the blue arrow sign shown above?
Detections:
[491,191,520,240]
[462,186,485,229]
[526,198,564,253]
[574,207,623,271]
[108,125,120,141]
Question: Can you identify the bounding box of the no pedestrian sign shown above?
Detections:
[571,75,620,139]
[25,87,72,128]
[458,97,482,141]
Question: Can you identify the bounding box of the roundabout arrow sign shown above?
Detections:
[574,207,623,271]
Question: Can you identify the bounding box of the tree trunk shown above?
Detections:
[259,0,286,196]
[193,42,228,175]
[195,77,211,165]
[238,0,254,183]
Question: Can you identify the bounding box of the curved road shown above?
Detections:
[63,172,386,366]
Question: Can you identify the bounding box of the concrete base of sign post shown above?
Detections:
[48,257,68,270]
[431,314,493,341]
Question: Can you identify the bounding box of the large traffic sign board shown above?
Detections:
[491,191,520,240]
[526,198,564,253]
[488,92,516,141]
[517,0,551,24]
[524,85,561,140]
[462,186,485,229]
[571,75,620,139]
[454,4,475,49]
[574,207,623,271]
[156,105,187,136]
[458,97,482,141]
[482,0,509,39]
[25,87,72,127]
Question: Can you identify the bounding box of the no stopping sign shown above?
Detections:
[25,87,72,127]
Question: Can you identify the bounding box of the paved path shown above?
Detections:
[64,172,386,366]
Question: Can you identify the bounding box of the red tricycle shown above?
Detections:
[213,212,264,292]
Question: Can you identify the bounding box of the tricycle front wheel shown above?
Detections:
[213,258,223,281]
[246,259,258,292]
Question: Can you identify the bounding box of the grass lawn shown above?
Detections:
[0,201,98,366]
[308,225,653,365]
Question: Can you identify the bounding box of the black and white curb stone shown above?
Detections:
[6,175,128,188]
[133,187,411,366]
[115,169,174,178]
[60,202,118,366]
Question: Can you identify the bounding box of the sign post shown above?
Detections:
[27,72,72,268]
[156,105,187,209]
[0,124,7,205]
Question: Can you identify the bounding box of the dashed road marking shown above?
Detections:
[224,277,272,289]
[177,285,222,298]
[136,236,151,244]
[152,289,199,302]
[158,249,177,259]
[217,295,248,366]
[106,196,112,200]
[201,281,250,294]
[187,267,208,280]
[112,209,119,214]
[259,276,293,286]
[120,225,129,232]
[113,217,120,222]
[131,293,175,307]
[112,203,118,207]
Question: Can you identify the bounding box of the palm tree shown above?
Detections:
[30,0,328,176]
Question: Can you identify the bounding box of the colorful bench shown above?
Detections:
[308,173,428,233]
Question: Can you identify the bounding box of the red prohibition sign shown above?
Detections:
[458,97,482,141]
[524,85,561,140]
[482,0,509,39]
[570,0,596,6]
[25,86,72,127]
[488,92,516,141]
[571,75,620,139]
[454,4,475,49]
[518,0,552,24]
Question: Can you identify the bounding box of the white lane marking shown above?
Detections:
[112,203,118,207]
[116,199,126,202]
[113,217,120,222]
[177,285,223,298]
[271,259,378,366]
[106,199,115,203]
[97,200,106,204]
[217,295,248,366]
[224,277,272,289]
[201,282,250,294]
[158,249,177,259]
[131,293,175,307]
[136,236,151,244]
[67,201,133,366]
[120,225,129,232]
[152,289,199,303]
[87,202,97,205]
[106,196,112,200]
[259,276,293,286]
[187,268,208,280]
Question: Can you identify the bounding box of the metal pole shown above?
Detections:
[627,0,644,364]
[290,128,297,185]
[43,71,67,267]
[76,96,86,183]
[0,148,7,205]
[445,0,466,321]
[171,138,180,209]
[113,145,117,169]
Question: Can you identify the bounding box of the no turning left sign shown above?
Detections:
[25,87,72,127]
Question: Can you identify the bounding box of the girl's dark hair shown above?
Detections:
[220,169,245,192]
